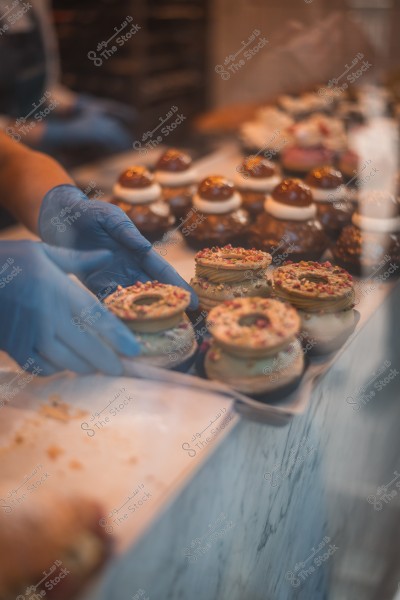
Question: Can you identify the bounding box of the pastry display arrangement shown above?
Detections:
[102,83,399,403]
[101,244,359,402]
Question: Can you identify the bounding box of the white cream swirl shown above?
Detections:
[234,174,281,192]
[308,185,346,203]
[155,167,198,187]
[352,213,400,233]
[193,192,242,214]
[264,195,317,221]
[113,182,161,204]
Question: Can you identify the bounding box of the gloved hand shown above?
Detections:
[0,241,140,376]
[40,111,133,153]
[38,185,198,309]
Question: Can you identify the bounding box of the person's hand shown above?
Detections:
[40,111,133,153]
[38,185,198,309]
[0,241,141,376]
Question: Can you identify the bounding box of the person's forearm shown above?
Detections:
[0,132,73,233]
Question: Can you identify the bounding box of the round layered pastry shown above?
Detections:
[305,166,354,240]
[204,297,304,396]
[105,282,197,370]
[112,166,174,242]
[154,148,197,221]
[190,245,272,312]
[333,191,400,277]
[281,114,347,176]
[235,156,281,219]
[248,179,330,263]
[183,175,250,250]
[273,261,356,354]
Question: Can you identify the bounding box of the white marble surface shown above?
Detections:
[0,367,237,556]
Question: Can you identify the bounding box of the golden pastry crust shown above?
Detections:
[273,261,354,312]
[190,246,272,311]
[105,282,190,333]
[207,297,300,358]
[205,338,304,395]
[195,245,271,274]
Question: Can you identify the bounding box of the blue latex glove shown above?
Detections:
[38,185,198,309]
[0,241,141,377]
[41,111,133,153]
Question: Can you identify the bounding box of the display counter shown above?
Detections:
[0,145,399,600]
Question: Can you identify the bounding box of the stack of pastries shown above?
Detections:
[101,82,398,399]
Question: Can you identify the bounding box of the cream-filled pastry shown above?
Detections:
[305,166,354,240]
[183,175,250,250]
[204,297,304,396]
[249,179,329,263]
[105,282,197,370]
[235,156,282,219]
[155,148,198,220]
[273,260,356,354]
[333,191,400,277]
[112,166,174,241]
[190,245,272,312]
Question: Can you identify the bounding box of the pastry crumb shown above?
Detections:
[69,459,83,470]
[48,393,62,405]
[14,433,24,444]
[46,445,64,460]
[40,400,88,422]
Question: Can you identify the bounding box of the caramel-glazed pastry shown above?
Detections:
[248,179,329,262]
[155,148,197,220]
[112,166,174,241]
[190,245,272,312]
[333,191,400,277]
[105,281,197,370]
[235,156,281,219]
[273,261,356,354]
[205,297,304,396]
[305,166,354,241]
[183,175,250,250]
[0,493,109,600]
